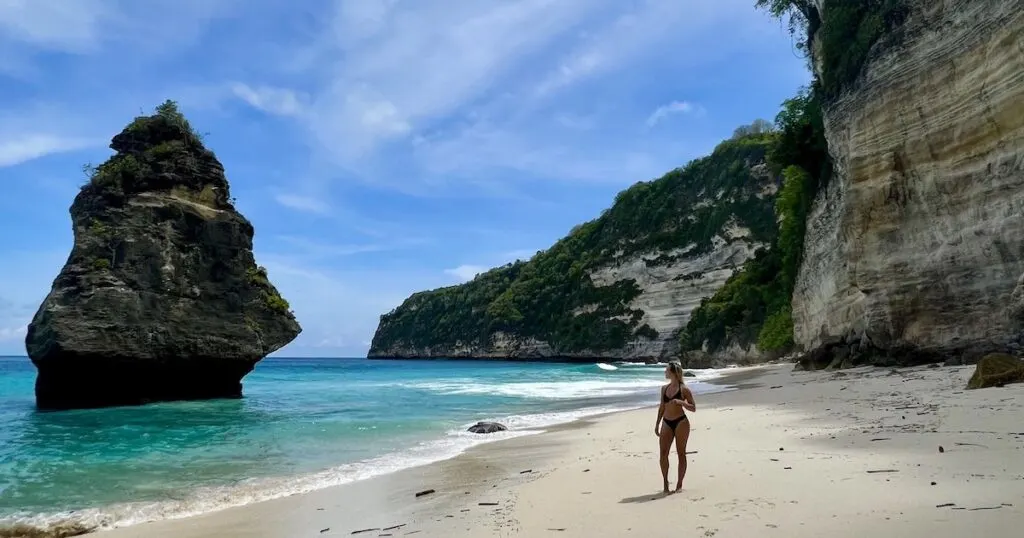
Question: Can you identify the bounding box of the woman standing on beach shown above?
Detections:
[656,361,696,493]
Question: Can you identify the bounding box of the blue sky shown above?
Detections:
[0,0,809,357]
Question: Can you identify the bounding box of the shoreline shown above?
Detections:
[89,362,1024,537]
[0,365,753,537]
[79,365,767,537]
[365,355,670,364]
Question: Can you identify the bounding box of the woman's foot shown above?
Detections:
[663,479,670,494]
[674,480,683,492]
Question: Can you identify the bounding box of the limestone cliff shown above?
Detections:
[25,101,301,409]
[369,136,779,361]
[793,0,1024,367]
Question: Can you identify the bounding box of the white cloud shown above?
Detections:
[534,51,604,96]
[257,256,449,357]
[0,134,96,167]
[645,100,702,127]
[299,0,607,161]
[0,324,27,343]
[531,0,729,97]
[413,119,677,184]
[0,0,110,53]
[273,235,403,259]
[275,194,331,214]
[0,0,239,56]
[444,264,487,282]
[443,248,538,283]
[231,83,307,117]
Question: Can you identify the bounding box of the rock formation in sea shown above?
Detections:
[25,101,301,410]
[793,0,1024,367]
[369,135,780,362]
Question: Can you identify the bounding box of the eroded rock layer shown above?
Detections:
[793,0,1024,366]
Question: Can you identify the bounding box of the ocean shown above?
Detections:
[0,356,733,532]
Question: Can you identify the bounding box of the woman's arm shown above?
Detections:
[655,400,665,436]
[680,387,696,412]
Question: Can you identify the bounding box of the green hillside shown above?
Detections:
[369,134,780,357]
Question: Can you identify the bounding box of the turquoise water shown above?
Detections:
[0,356,730,531]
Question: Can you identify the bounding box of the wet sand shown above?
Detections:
[94,363,1024,537]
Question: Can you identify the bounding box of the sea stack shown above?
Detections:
[25,100,301,410]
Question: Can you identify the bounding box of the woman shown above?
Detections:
[655,361,696,493]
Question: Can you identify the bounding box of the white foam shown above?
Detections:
[0,369,740,534]
[411,378,668,399]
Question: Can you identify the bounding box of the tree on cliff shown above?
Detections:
[756,0,910,98]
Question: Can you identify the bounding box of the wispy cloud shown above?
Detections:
[273,235,403,260]
[275,194,331,214]
[258,256,449,356]
[231,83,307,117]
[286,0,614,163]
[0,0,240,56]
[0,0,110,53]
[444,247,538,282]
[444,264,487,282]
[645,100,703,127]
[0,324,27,343]
[0,134,96,168]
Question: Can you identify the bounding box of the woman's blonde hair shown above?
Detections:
[667,360,685,382]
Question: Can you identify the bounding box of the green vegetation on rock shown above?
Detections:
[757,0,908,98]
[679,86,829,357]
[372,135,780,355]
[247,266,292,314]
[82,100,227,204]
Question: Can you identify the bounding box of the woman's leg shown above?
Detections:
[674,419,691,491]
[659,422,675,493]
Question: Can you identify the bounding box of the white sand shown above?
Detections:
[93,364,1024,537]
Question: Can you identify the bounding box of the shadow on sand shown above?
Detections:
[619,491,671,504]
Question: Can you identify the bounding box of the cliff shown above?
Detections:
[793,0,1024,367]
[369,135,780,361]
[25,101,301,410]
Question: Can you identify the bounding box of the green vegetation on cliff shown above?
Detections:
[374,0,913,360]
[757,0,908,98]
[679,0,908,358]
[371,135,780,355]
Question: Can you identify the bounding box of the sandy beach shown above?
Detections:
[92,364,1024,538]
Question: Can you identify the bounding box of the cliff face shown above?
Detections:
[793,0,1024,366]
[369,137,779,361]
[26,102,301,409]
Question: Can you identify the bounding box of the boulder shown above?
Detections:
[25,101,301,410]
[966,353,1024,389]
[467,422,507,434]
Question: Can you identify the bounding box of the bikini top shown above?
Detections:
[662,384,682,403]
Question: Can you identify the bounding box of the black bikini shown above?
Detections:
[662,385,688,433]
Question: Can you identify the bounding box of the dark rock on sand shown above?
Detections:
[467,421,507,434]
[25,101,301,410]
[966,353,1024,389]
